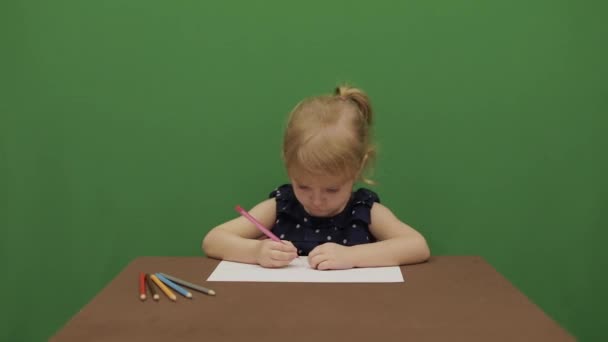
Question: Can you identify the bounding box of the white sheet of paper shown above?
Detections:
[207,257,404,283]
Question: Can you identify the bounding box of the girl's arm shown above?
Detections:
[202,198,297,266]
[307,203,430,270]
[350,203,430,267]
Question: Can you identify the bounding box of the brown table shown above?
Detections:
[50,256,575,341]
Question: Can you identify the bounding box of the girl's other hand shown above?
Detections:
[256,240,298,268]
[308,243,355,270]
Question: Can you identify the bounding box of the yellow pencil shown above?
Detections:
[150,274,177,301]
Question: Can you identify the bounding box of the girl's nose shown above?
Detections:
[311,192,323,207]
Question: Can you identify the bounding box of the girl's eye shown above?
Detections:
[298,185,310,191]
[326,188,339,193]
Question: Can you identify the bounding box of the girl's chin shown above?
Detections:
[305,208,337,217]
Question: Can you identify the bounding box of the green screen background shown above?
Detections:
[1,1,606,341]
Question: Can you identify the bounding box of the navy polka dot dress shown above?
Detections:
[269,184,380,256]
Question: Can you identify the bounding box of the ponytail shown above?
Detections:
[335,85,373,125]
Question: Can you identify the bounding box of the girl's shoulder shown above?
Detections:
[268,184,302,218]
[348,187,380,225]
[352,187,380,206]
[268,184,294,200]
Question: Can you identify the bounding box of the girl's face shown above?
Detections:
[289,170,355,218]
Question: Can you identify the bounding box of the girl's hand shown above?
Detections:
[308,243,356,270]
[256,239,298,268]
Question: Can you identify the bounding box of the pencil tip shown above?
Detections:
[140,294,146,300]
[209,290,216,296]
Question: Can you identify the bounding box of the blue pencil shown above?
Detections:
[155,273,192,299]
[159,273,216,296]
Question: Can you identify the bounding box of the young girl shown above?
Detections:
[202,85,430,270]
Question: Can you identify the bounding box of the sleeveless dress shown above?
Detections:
[269,184,380,256]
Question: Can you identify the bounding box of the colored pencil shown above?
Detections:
[235,205,281,242]
[155,273,192,299]
[150,274,177,301]
[158,273,216,296]
[145,273,160,300]
[139,272,147,301]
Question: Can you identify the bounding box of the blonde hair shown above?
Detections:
[282,85,376,184]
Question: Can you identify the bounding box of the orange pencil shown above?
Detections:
[139,272,147,301]
[150,274,177,301]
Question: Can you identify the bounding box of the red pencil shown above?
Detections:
[235,205,282,242]
[139,272,147,301]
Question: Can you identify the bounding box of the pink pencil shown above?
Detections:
[235,205,282,242]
